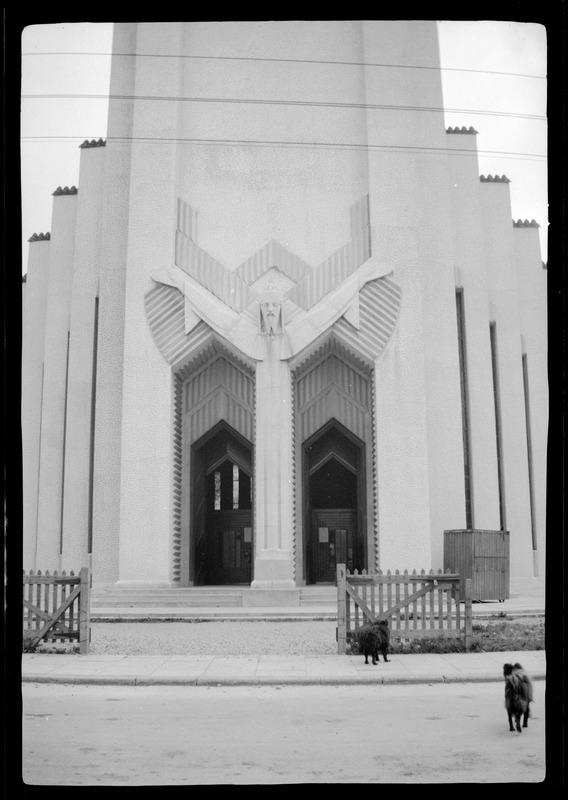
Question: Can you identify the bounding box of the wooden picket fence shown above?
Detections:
[23,568,90,654]
[336,564,473,654]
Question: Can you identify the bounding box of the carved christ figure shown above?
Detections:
[259,294,283,336]
[154,256,394,362]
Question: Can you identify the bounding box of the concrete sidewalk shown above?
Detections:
[23,581,545,687]
[22,649,546,687]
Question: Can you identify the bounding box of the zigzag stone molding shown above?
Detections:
[148,195,400,366]
[174,195,370,311]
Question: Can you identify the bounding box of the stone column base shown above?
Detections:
[249,550,298,603]
[252,550,295,588]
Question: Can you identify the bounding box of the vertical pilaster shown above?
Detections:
[252,345,295,590]
[22,237,51,569]
[481,182,535,578]
[35,190,78,570]
[91,23,137,588]
[446,139,502,533]
[363,21,464,571]
[514,223,547,577]
[61,142,105,571]
[114,23,183,587]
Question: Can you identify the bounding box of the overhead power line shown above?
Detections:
[21,93,547,123]
[21,50,547,81]
[20,133,547,163]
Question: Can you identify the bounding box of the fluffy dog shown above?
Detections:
[503,662,533,732]
[358,619,390,665]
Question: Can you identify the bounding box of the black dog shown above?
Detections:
[358,619,390,665]
[503,662,533,732]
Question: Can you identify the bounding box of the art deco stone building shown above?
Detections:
[22,21,547,606]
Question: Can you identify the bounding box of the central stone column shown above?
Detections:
[248,308,298,605]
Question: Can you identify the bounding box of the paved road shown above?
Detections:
[22,682,545,784]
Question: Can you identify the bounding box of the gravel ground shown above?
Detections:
[37,617,543,657]
[89,621,340,656]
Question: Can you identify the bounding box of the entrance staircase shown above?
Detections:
[89,577,544,620]
[90,584,338,619]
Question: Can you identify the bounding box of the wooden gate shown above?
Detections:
[336,564,472,653]
[23,568,90,654]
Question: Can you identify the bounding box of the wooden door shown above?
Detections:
[210,510,252,584]
[311,509,357,582]
[192,425,253,586]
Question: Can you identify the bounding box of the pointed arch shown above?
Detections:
[171,344,255,585]
[292,339,377,583]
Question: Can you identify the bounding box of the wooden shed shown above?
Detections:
[443,529,510,601]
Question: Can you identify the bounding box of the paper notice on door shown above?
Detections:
[318,527,329,543]
[244,527,252,542]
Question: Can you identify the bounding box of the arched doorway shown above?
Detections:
[191,423,253,585]
[304,422,366,583]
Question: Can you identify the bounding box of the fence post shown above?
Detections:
[464,577,473,651]
[337,563,347,654]
[78,567,90,655]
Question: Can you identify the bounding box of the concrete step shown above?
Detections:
[92,599,244,609]
[90,586,340,612]
[299,587,337,606]
[91,578,543,611]
[91,589,245,609]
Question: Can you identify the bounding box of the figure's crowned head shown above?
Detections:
[259,283,283,335]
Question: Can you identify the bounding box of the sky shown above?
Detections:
[20,20,548,271]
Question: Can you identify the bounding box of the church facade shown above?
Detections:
[22,21,547,604]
